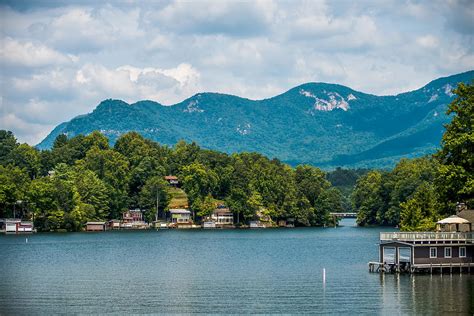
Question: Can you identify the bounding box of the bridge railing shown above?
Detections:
[381,231,474,242]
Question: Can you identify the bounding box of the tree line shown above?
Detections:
[0,130,345,231]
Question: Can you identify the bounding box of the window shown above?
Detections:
[445,247,452,258]
[430,247,437,258]
[459,247,466,258]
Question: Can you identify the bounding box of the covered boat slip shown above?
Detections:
[369,231,474,274]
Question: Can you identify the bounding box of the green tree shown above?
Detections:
[352,171,385,226]
[0,130,18,164]
[0,165,30,218]
[436,81,474,209]
[400,183,440,231]
[194,194,217,218]
[139,175,170,222]
[8,143,41,179]
[180,162,218,204]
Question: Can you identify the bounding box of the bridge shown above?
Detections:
[330,212,357,218]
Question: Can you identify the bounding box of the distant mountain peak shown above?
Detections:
[299,89,350,113]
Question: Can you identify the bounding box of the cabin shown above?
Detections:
[0,219,34,234]
[371,208,474,274]
[122,209,148,229]
[169,209,192,227]
[164,175,179,187]
[85,222,107,232]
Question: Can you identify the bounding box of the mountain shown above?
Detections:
[38,71,474,169]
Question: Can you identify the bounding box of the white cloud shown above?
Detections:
[416,35,439,49]
[0,37,75,67]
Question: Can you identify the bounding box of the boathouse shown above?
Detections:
[85,222,107,232]
[0,219,34,234]
[372,212,474,273]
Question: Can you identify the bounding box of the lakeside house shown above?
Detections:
[202,205,235,228]
[169,209,192,228]
[122,209,148,229]
[85,222,107,232]
[0,219,34,234]
[371,204,474,274]
[164,175,179,187]
[212,206,234,227]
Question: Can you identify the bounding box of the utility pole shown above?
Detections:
[155,187,160,222]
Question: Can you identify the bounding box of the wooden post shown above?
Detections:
[430,263,432,275]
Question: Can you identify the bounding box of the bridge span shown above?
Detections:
[330,212,357,218]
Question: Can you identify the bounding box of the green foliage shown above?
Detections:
[436,81,474,209]
[400,183,440,231]
[139,175,170,222]
[193,194,218,218]
[352,170,385,226]
[0,165,30,218]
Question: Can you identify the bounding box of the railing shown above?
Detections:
[381,231,474,242]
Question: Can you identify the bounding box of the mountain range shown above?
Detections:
[38,70,474,169]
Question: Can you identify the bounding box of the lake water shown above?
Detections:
[1,219,473,314]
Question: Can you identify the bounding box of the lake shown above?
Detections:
[1,219,473,314]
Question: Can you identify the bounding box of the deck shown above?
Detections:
[380,232,474,243]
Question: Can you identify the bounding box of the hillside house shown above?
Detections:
[164,175,179,187]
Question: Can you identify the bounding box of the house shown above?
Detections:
[169,209,192,227]
[85,222,106,232]
[371,211,474,274]
[164,175,179,187]
[122,209,148,229]
[1,219,34,234]
[211,206,234,228]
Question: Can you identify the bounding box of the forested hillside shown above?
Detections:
[38,71,474,169]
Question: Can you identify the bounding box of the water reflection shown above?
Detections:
[379,273,474,314]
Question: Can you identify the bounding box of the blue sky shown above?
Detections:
[1,0,473,144]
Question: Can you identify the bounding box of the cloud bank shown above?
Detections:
[0,0,473,144]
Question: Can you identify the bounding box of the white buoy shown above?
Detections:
[323,268,326,284]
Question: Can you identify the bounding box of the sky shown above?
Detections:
[1,0,473,145]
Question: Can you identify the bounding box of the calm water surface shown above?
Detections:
[1,219,473,314]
